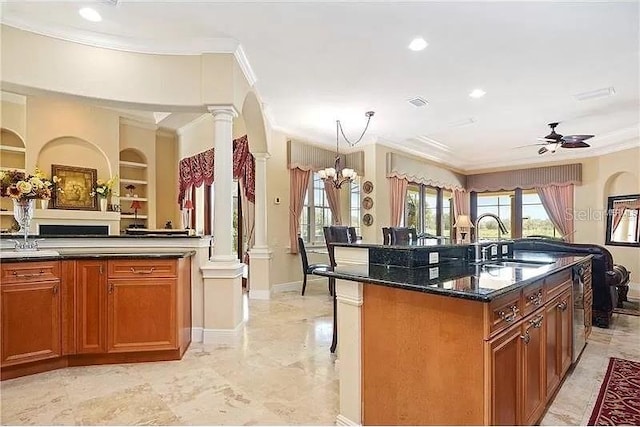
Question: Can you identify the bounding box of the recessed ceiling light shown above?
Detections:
[79,7,102,22]
[469,89,486,98]
[408,37,428,51]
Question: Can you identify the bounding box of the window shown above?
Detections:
[403,183,453,240]
[476,191,513,239]
[301,172,333,244]
[522,191,558,238]
[423,187,438,236]
[350,178,361,236]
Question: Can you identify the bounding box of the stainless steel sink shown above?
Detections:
[483,259,554,269]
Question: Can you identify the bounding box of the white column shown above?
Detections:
[249,152,273,300]
[209,106,238,262]
[200,105,244,345]
[252,153,269,249]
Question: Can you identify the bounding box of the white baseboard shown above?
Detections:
[627,281,640,300]
[249,289,271,300]
[336,414,360,426]
[202,323,244,345]
[191,327,203,342]
[272,277,325,294]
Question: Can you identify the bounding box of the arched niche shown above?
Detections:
[241,91,269,154]
[37,136,112,179]
[603,171,640,201]
[0,128,27,170]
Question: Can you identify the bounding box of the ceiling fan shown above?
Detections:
[518,122,595,155]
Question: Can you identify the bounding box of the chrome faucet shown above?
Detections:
[474,213,508,242]
[471,213,508,263]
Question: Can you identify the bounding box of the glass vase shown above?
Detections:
[100,198,108,212]
[13,199,35,236]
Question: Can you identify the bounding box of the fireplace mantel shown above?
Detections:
[32,209,121,235]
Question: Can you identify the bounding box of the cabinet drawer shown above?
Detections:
[487,291,522,337]
[523,284,545,316]
[545,270,572,300]
[108,259,177,278]
[1,261,60,284]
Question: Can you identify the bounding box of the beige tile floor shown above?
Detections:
[1,286,638,426]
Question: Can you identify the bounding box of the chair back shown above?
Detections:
[390,227,417,245]
[298,236,310,272]
[382,227,391,245]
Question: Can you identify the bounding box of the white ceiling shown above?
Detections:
[2,1,639,170]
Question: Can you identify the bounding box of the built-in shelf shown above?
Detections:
[0,145,26,153]
[120,178,148,185]
[121,214,148,219]
[119,160,147,169]
[119,197,148,202]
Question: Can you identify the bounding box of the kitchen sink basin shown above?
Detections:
[483,259,554,269]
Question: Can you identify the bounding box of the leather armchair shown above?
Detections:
[512,238,630,328]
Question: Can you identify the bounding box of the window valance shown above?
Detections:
[385,152,466,190]
[178,135,255,206]
[287,139,364,175]
[466,163,582,192]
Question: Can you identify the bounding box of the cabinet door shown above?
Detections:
[488,325,522,426]
[545,297,561,397]
[107,278,177,353]
[522,311,546,425]
[76,261,107,353]
[558,290,573,377]
[1,281,61,366]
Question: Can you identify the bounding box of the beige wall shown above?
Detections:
[1,95,27,141]
[574,147,640,279]
[156,131,181,228]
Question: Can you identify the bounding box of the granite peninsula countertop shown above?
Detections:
[0,250,196,262]
[313,250,591,302]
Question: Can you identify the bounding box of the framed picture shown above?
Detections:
[362,196,374,210]
[51,164,98,211]
[363,213,374,227]
[362,181,374,194]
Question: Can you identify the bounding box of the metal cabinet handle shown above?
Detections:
[108,283,114,294]
[130,267,155,274]
[529,291,543,306]
[557,300,568,311]
[520,332,531,344]
[529,315,544,329]
[12,269,45,279]
[499,305,519,323]
[52,284,58,295]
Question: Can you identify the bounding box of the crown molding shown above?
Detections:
[0,91,26,105]
[176,113,211,136]
[234,45,257,87]
[119,117,158,131]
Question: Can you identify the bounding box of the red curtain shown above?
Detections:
[178,135,255,206]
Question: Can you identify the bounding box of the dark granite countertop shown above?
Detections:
[313,250,592,302]
[0,251,196,262]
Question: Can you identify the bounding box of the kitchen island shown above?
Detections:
[0,250,194,380]
[314,243,592,426]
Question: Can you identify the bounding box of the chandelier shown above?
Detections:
[318,111,375,189]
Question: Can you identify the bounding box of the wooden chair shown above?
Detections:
[298,236,332,296]
[382,227,391,245]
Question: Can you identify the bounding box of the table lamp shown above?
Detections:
[454,214,474,244]
[130,200,143,229]
[182,199,194,229]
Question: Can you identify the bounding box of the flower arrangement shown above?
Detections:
[92,175,118,199]
[0,168,53,201]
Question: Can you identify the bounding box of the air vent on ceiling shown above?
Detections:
[573,86,615,101]
[408,97,428,108]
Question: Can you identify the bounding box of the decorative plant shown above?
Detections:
[92,175,118,199]
[0,168,52,201]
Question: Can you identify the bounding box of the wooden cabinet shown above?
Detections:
[107,278,177,352]
[76,260,108,354]
[0,256,191,380]
[489,325,522,425]
[544,287,572,399]
[522,311,546,425]
[1,279,61,366]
